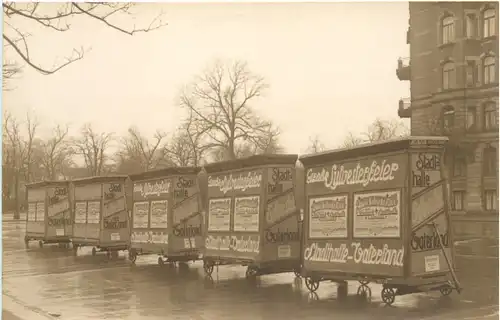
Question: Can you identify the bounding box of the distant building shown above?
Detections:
[398,2,499,239]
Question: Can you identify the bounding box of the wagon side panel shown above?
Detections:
[131,178,170,253]
[205,169,262,262]
[46,184,72,240]
[101,180,129,247]
[409,143,452,277]
[303,153,407,279]
[26,188,46,237]
[168,174,203,256]
[262,166,300,265]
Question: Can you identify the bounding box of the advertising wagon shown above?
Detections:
[202,154,301,279]
[72,176,130,258]
[25,180,72,248]
[299,136,461,305]
[128,167,203,266]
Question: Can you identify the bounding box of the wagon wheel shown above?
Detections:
[305,277,320,293]
[357,284,372,300]
[72,244,79,256]
[91,247,97,256]
[203,260,214,276]
[106,251,112,259]
[38,240,44,248]
[245,266,259,279]
[158,256,165,266]
[440,286,453,296]
[128,250,137,263]
[381,287,396,306]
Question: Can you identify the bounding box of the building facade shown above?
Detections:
[398,2,499,240]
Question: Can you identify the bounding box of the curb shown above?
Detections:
[2,294,56,320]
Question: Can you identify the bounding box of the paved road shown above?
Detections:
[2,220,498,320]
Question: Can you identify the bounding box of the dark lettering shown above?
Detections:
[268,168,292,194]
[174,189,189,199]
[49,195,59,205]
[173,224,202,237]
[415,153,441,171]
[109,184,122,193]
[412,170,431,187]
[410,231,449,251]
[103,217,128,229]
[48,217,72,226]
[265,229,300,244]
[54,187,68,196]
[176,177,195,189]
[104,191,115,200]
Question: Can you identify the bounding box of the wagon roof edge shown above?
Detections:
[203,154,299,174]
[299,136,449,166]
[129,166,202,181]
[71,175,129,185]
[25,180,71,189]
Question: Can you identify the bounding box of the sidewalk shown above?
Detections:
[2,294,56,320]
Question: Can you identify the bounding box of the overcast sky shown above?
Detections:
[3,2,410,154]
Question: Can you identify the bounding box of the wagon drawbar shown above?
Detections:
[25,180,72,248]
[298,136,462,305]
[202,154,302,279]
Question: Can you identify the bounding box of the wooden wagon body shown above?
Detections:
[202,154,302,278]
[299,136,461,305]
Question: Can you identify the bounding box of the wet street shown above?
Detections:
[2,219,499,320]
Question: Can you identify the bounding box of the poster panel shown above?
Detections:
[151,200,168,228]
[234,196,260,232]
[75,202,87,223]
[309,195,348,238]
[133,201,150,228]
[208,198,231,231]
[353,190,401,238]
[87,201,101,224]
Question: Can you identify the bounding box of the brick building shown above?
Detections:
[398,2,499,239]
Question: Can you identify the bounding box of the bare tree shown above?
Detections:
[340,118,409,148]
[305,135,327,154]
[179,59,279,161]
[3,111,39,219]
[235,128,284,158]
[3,61,21,90]
[73,123,114,176]
[40,124,73,180]
[3,3,166,77]
[117,127,167,172]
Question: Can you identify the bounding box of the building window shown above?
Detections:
[453,156,466,177]
[484,102,499,130]
[443,106,455,133]
[483,147,497,176]
[466,106,477,130]
[483,56,496,84]
[466,61,476,86]
[442,16,455,44]
[442,62,455,90]
[483,8,496,38]
[465,14,477,38]
[452,191,465,211]
[484,189,498,211]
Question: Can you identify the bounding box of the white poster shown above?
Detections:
[234,196,260,232]
[309,196,348,238]
[28,203,36,221]
[424,255,440,272]
[75,202,87,224]
[151,200,168,228]
[133,201,150,228]
[208,198,232,231]
[36,202,45,222]
[353,190,401,238]
[87,201,101,224]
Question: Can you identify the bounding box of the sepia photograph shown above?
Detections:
[2,1,499,320]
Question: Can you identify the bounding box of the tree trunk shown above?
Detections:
[14,171,19,220]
